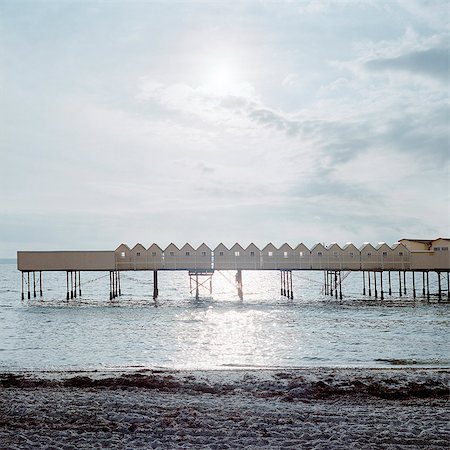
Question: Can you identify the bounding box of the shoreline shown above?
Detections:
[1,368,448,449]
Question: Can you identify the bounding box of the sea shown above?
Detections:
[0,260,449,372]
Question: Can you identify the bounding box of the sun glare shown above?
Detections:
[205,62,238,95]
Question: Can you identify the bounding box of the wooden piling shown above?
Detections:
[74,271,77,298]
[368,271,371,296]
[339,271,342,300]
[78,271,81,297]
[438,272,441,301]
[153,270,158,299]
[422,272,426,297]
[426,271,430,301]
[21,272,24,300]
[374,271,378,299]
[412,271,416,299]
[403,271,406,295]
[362,271,366,295]
[66,272,69,300]
[398,271,402,297]
[380,271,384,300]
[27,272,30,299]
[39,271,42,297]
[70,271,74,299]
[388,271,391,295]
[290,271,294,299]
[33,271,36,298]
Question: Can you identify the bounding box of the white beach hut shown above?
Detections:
[213,243,233,270]
[115,243,132,270]
[147,243,164,270]
[294,243,311,270]
[342,243,360,270]
[327,243,344,270]
[261,243,278,269]
[310,243,327,269]
[163,243,180,269]
[195,243,213,270]
[131,243,147,270]
[278,243,297,270]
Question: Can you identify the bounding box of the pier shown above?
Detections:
[17,239,450,301]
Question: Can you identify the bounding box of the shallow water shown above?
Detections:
[0,262,448,371]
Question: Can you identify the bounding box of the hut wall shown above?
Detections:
[17,251,116,271]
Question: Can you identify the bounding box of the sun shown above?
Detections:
[204,61,238,95]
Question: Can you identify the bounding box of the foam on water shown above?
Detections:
[0,262,448,371]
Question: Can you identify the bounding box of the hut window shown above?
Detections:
[367,252,371,257]
[137,252,141,256]
[318,252,322,257]
[442,247,449,251]
[152,252,157,256]
[382,252,387,256]
[219,251,224,256]
[283,251,288,258]
[250,251,255,257]
[235,251,240,257]
[170,251,174,256]
[299,251,304,257]
[268,251,273,257]
[349,252,354,257]
[333,251,338,257]
[186,251,190,256]
[202,251,206,256]
[433,247,440,251]
[120,252,125,258]
[399,252,403,256]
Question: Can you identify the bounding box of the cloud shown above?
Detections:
[366,46,449,83]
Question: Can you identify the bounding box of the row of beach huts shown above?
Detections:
[113,238,450,271]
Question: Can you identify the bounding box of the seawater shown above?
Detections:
[0,261,448,371]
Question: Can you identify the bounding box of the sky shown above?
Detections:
[0,0,449,256]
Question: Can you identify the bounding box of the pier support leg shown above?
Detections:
[109,271,113,300]
[74,271,77,298]
[438,272,442,302]
[426,272,430,301]
[398,271,402,297]
[153,270,158,299]
[39,271,42,297]
[66,271,69,301]
[290,271,294,300]
[236,270,243,300]
[403,271,407,295]
[368,271,371,297]
[334,272,338,299]
[33,271,36,298]
[27,272,30,299]
[412,271,416,299]
[118,271,121,296]
[422,272,426,297]
[362,271,366,296]
[447,272,450,300]
[339,271,342,300]
[70,271,74,299]
[196,274,199,300]
[374,271,378,299]
[380,272,384,300]
[388,271,392,296]
[21,272,24,301]
[78,271,81,297]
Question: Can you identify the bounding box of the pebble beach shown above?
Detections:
[1,368,449,449]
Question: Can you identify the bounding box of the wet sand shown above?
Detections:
[1,368,449,449]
